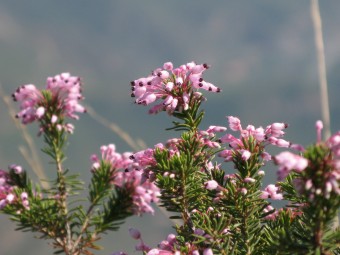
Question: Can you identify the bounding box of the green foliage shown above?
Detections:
[168,95,204,132]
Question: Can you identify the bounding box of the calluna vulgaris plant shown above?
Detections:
[0,62,339,255]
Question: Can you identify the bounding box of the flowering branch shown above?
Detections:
[0,62,339,255]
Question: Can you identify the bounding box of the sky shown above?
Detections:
[0,1,340,254]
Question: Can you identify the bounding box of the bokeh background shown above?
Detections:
[1,1,340,254]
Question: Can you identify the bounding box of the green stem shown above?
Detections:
[179,162,193,230]
[71,196,101,254]
[49,133,74,254]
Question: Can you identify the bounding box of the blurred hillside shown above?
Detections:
[0,1,340,254]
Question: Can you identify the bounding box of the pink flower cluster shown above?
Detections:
[0,166,29,210]
[274,151,308,180]
[199,125,226,149]
[91,144,133,172]
[12,73,85,128]
[274,121,340,200]
[131,62,221,114]
[0,169,14,210]
[115,170,160,215]
[260,184,283,200]
[324,131,340,197]
[91,144,160,215]
[218,116,291,161]
[123,228,213,255]
[327,131,340,171]
[301,124,340,199]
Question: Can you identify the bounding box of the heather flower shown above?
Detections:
[203,248,214,255]
[218,149,233,161]
[147,249,173,255]
[129,227,141,240]
[6,193,15,204]
[218,117,291,170]
[244,177,256,183]
[274,151,308,180]
[9,164,23,174]
[315,120,323,143]
[258,170,265,176]
[261,152,271,161]
[225,117,289,146]
[240,149,251,161]
[140,232,203,255]
[267,122,288,137]
[91,144,160,215]
[263,205,278,220]
[131,61,221,114]
[204,180,219,190]
[261,184,283,200]
[130,144,165,170]
[227,116,242,131]
[13,73,85,128]
[327,130,340,170]
[0,169,14,210]
[240,188,248,195]
[268,137,291,148]
[97,144,133,171]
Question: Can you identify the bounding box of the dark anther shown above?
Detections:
[216,88,221,92]
[198,83,203,87]
[139,82,144,87]
[209,87,212,91]
[203,63,209,69]
[130,81,135,86]
[131,93,135,97]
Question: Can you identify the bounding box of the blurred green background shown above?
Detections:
[1,1,340,254]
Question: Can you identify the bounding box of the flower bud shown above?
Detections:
[128,227,141,240]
